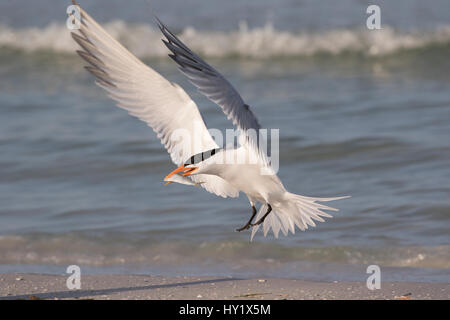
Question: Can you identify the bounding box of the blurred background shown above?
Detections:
[0,0,449,283]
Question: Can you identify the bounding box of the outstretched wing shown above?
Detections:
[69,1,239,198]
[156,18,269,165]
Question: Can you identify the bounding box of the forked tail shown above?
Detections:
[250,192,350,241]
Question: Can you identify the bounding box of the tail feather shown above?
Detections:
[250,193,350,241]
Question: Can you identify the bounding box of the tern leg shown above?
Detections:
[236,205,257,232]
[251,204,272,226]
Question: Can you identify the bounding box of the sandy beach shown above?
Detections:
[0,274,448,300]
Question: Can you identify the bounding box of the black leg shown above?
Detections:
[251,204,272,226]
[236,206,257,232]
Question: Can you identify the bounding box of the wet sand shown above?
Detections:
[0,273,448,300]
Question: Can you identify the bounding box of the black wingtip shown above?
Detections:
[168,53,178,63]
[153,14,164,30]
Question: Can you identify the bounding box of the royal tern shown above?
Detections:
[69,1,349,240]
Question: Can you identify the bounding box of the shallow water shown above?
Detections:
[0,1,449,283]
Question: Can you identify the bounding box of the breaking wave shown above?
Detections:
[1,21,450,59]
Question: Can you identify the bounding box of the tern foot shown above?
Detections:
[235,205,257,232]
[250,220,263,227]
[235,223,251,232]
[250,204,272,227]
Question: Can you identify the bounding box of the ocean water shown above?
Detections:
[0,0,449,283]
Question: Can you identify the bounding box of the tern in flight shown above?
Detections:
[69,1,349,240]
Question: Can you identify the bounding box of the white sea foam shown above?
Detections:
[1,21,450,58]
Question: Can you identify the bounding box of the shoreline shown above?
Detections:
[0,273,448,300]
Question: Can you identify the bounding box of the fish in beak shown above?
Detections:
[164,164,198,185]
[164,174,204,187]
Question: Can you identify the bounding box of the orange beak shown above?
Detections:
[164,164,198,182]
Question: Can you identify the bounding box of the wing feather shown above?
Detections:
[155,17,269,166]
[70,1,239,198]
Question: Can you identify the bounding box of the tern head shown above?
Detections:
[163,148,221,185]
